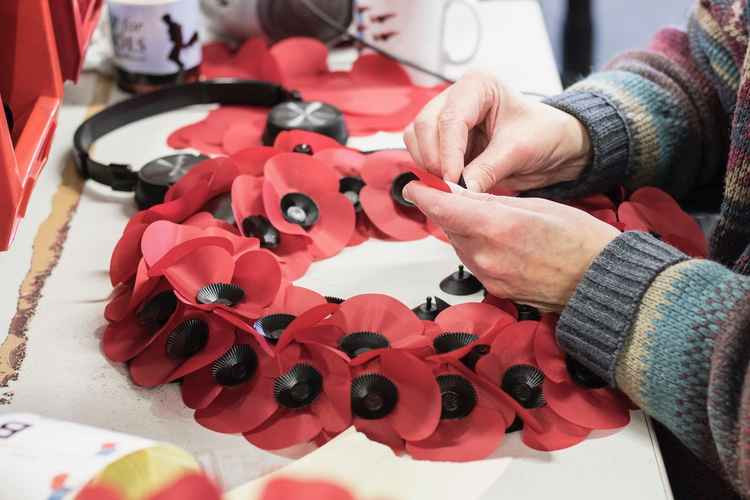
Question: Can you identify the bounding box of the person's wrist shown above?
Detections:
[560,112,592,179]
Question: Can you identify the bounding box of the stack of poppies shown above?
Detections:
[103,130,706,461]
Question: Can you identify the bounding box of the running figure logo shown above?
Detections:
[162,14,199,71]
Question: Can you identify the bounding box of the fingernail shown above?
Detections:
[402,184,413,202]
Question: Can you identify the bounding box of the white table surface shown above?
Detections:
[0,1,672,499]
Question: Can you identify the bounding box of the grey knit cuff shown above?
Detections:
[527,91,630,200]
[556,232,689,386]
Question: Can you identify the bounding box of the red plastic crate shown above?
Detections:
[0,0,102,250]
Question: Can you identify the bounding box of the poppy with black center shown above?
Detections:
[280,193,320,229]
[196,283,245,306]
[390,172,419,208]
[339,176,366,212]
[253,314,297,345]
[273,364,324,409]
[292,143,313,155]
[501,364,546,409]
[338,331,390,358]
[242,215,281,249]
[437,375,477,420]
[351,373,399,419]
[211,344,258,386]
[165,319,210,360]
[136,290,178,329]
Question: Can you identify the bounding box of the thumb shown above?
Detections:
[402,181,488,236]
[462,142,521,193]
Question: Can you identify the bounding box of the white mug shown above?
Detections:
[356,0,483,86]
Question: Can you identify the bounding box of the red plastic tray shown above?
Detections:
[0,0,102,250]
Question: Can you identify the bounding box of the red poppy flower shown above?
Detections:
[617,187,708,257]
[102,278,183,363]
[242,340,352,451]
[359,150,449,241]
[182,328,277,434]
[426,302,517,369]
[263,152,356,259]
[304,294,428,359]
[274,130,346,155]
[128,310,236,388]
[475,320,591,451]
[348,349,441,452]
[405,363,515,462]
[533,315,630,430]
[77,472,223,500]
[231,174,314,280]
[143,231,282,320]
[260,478,356,500]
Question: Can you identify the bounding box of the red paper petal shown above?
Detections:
[353,417,405,453]
[264,153,340,194]
[110,223,148,286]
[231,250,282,314]
[408,166,451,193]
[481,294,519,319]
[406,405,507,462]
[148,473,222,500]
[231,146,279,176]
[350,53,412,86]
[521,406,590,452]
[141,221,230,272]
[533,317,568,384]
[232,175,266,225]
[544,379,631,430]
[181,365,223,410]
[184,212,235,233]
[195,376,279,434]
[274,130,345,153]
[76,484,121,500]
[162,245,235,303]
[104,260,159,322]
[275,235,314,280]
[243,410,322,450]
[434,302,516,339]
[270,37,329,83]
[268,285,327,317]
[233,37,272,76]
[381,351,441,441]
[314,148,366,177]
[568,194,615,213]
[359,185,429,241]
[360,150,413,189]
[260,478,355,500]
[490,321,538,367]
[329,294,424,343]
[303,87,412,116]
[307,193,356,259]
[222,123,263,155]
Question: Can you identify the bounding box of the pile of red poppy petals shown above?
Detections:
[102,131,659,463]
[569,186,708,257]
[167,37,446,156]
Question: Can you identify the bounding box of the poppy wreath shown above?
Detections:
[103,130,706,462]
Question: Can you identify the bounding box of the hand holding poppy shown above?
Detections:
[403,71,591,193]
[403,182,620,311]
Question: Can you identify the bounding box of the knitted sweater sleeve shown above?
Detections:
[557,231,750,495]
[530,2,729,201]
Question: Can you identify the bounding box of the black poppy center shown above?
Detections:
[325,296,344,304]
[202,192,235,225]
[242,215,281,249]
[390,172,418,208]
[211,344,258,386]
[254,314,296,345]
[515,303,541,321]
[501,364,546,409]
[136,290,177,329]
[196,283,245,307]
[351,374,398,419]
[462,344,492,371]
[339,176,366,212]
[566,357,607,389]
[292,143,313,155]
[437,375,477,420]
[281,192,320,228]
[339,332,390,358]
[165,319,209,360]
[274,363,323,408]
[433,332,479,354]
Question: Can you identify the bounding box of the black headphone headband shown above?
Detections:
[73,79,300,191]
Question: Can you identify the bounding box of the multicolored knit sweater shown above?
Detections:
[538,0,750,497]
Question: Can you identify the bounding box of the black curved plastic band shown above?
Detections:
[73,79,300,191]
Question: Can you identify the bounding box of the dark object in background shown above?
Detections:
[257,0,353,43]
[412,296,450,320]
[562,0,593,87]
[440,265,484,296]
[262,101,348,146]
[135,153,208,209]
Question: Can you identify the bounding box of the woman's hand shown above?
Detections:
[403,182,620,311]
[404,71,592,193]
